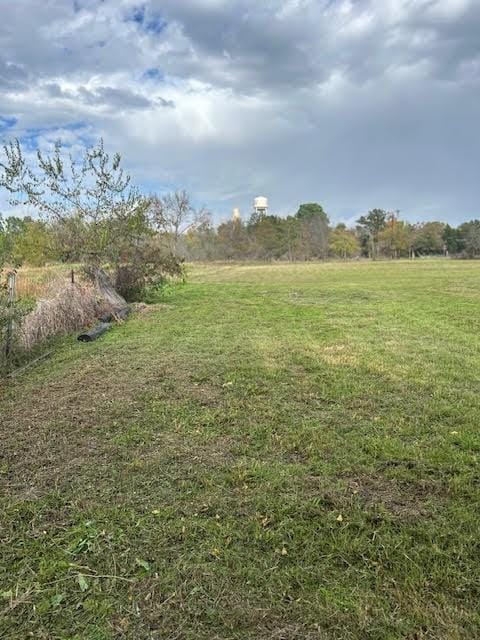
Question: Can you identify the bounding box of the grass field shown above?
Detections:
[1,260,480,639]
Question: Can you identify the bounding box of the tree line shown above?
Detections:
[180,204,480,262]
[3,201,479,267]
[1,139,480,274]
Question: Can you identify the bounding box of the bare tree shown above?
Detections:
[149,190,209,255]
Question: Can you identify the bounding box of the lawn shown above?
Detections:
[1,260,480,639]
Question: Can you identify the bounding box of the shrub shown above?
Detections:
[0,285,33,370]
[114,264,146,302]
[113,242,186,302]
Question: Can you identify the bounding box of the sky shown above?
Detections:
[0,0,479,225]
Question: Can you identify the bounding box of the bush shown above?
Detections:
[113,243,185,302]
[0,286,33,370]
[114,264,146,302]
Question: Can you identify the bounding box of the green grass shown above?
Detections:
[1,260,480,639]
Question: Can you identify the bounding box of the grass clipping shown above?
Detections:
[19,281,98,351]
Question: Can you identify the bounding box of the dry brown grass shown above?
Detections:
[19,280,98,350]
[14,264,78,299]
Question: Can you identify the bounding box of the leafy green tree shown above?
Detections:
[459,220,480,258]
[247,214,288,260]
[0,216,26,266]
[294,203,329,259]
[328,224,360,260]
[356,209,387,259]
[12,219,57,266]
[443,224,464,255]
[296,203,329,221]
[411,222,446,256]
[0,139,185,300]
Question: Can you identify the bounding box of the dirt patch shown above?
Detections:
[301,471,446,521]
[344,473,445,520]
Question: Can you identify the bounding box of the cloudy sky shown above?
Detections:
[1,0,479,224]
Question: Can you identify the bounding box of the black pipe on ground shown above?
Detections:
[77,322,112,342]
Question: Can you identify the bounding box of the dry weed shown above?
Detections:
[19,280,99,350]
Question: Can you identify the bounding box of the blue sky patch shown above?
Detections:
[145,15,167,35]
[19,122,92,151]
[131,5,145,25]
[0,116,17,132]
[143,67,165,82]
[128,5,167,35]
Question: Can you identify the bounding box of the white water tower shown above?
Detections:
[232,207,241,222]
[254,196,269,216]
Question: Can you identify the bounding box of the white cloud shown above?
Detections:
[0,0,479,222]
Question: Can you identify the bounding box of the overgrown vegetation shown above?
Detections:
[18,280,98,351]
[0,139,189,367]
[0,277,32,370]
[0,138,186,276]
[1,261,479,639]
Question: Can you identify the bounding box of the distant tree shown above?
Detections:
[12,219,57,266]
[459,220,480,258]
[354,224,371,258]
[356,209,387,259]
[377,213,410,258]
[284,216,300,261]
[149,190,208,257]
[49,213,87,263]
[247,214,288,260]
[442,224,463,256]
[0,215,28,266]
[411,222,446,256]
[296,203,328,221]
[328,224,360,260]
[216,219,249,260]
[184,214,218,261]
[294,203,329,259]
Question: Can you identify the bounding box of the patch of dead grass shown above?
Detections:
[344,473,445,520]
[319,343,358,366]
